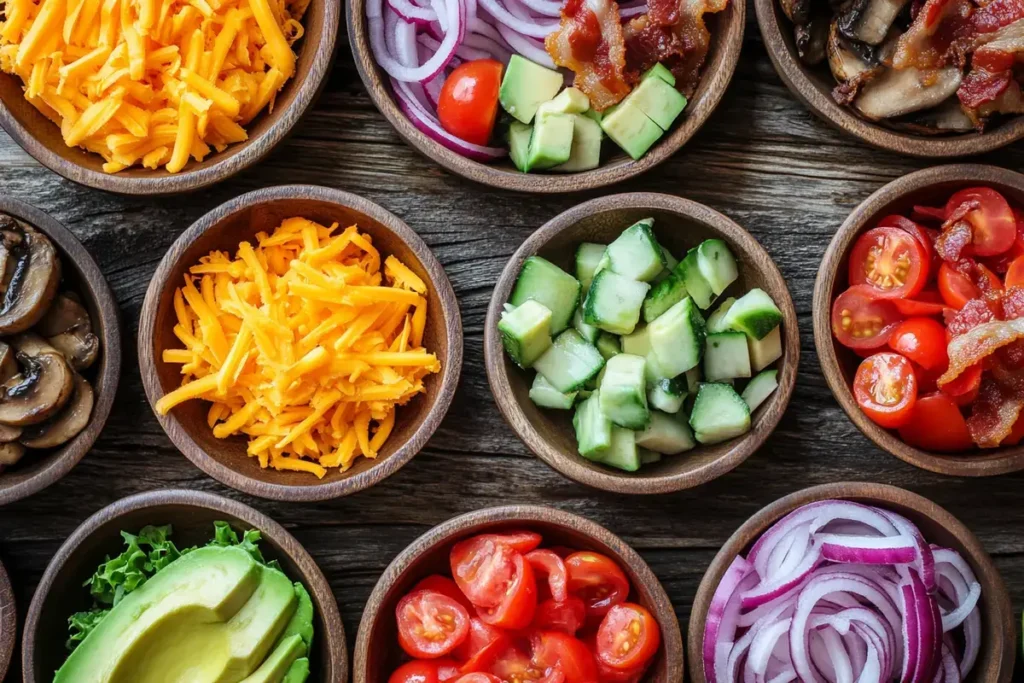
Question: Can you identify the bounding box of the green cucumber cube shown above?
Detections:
[720,289,783,340]
[596,218,665,282]
[573,391,613,458]
[583,270,650,335]
[696,239,738,297]
[596,332,621,360]
[573,307,600,344]
[595,426,640,471]
[643,268,688,322]
[498,300,552,368]
[689,383,751,444]
[706,297,737,334]
[529,373,578,410]
[749,326,783,372]
[533,329,605,393]
[509,256,581,335]
[639,448,662,465]
[742,368,779,412]
[704,332,752,382]
[647,376,686,414]
[636,410,696,454]
[598,353,649,429]
[649,297,706,378]
[575,243,607,293]
[680,248,716,310]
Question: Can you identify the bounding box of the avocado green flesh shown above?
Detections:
[56,546,314,683]
[241,634,307,683]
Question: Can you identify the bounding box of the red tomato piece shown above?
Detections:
[892,298,946,317]
[897,392,974,452]
[1006,255,1024,289]
[526,549,569,603]
[912,361,943,393]
[451,536,523,608]
[488,642,564,683]
[456,618,511,673]
[878,214,936,263]
[414,575,474,611]
[479,531,544,554]
[565,552,630,619]
[532,632,600,683]
[454,675,503,683]
[475,552,537,630]
[437,60,502,146]
[945,187,1017,256]
[912,204,948,223]
[888,317,948,370]
[848,227,929,299]
[594,603,660,671]
[940,362,982,406]
[397,589,472,659]
[831,286,904,350]
[390,659,463,683]
[938,263,981,310]
[853,353,918,428]
[534,597,588,635]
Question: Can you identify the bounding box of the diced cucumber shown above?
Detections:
[642,268,688,323]
[749,326,783,372]
[573,307,599,344]
[584,364,606,391]
[598,354,649,429]
[652,246,679,284]
[577,389,593,400]
[636,410,696,454]
[509,256,581,335]
[720,289,783,341]
[498,300,552,368]
[639,448,663,465]
[742,369,779,413]
[529,374,578,409]
[575,243,606,293]
[689,383,751,444]
[649,297,706,378]
[621,325,665,383]
[596,332,621,360]
[533,329,605,393]
[583,270,650,335]
[704,332,752,382]
[706,297,737,334]
[685,367,702,395]
[647,376,686,414]
[595,219,665,282]
[680,248,716,310]
[573,391,612,458]
[594,426,640,472]
[696,239,739,296]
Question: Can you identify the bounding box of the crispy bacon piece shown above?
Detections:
[671,0,729,93]
[940,316,1024,386]
[892,0,971,70]
[1004,286,1024,319]
[546,0,632,110]
[935,219,974,261]
[622,15,688,82]
[957,27,1024,124]
[947,298,1001,337]
[967,377,1024,446]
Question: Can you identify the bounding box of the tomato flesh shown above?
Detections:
[451,537,521,609]
[397,589,471,658]
[526,549,569,603]
[438,60,502,146]
[565,552,630,619]
[454,675,504,683]
[853,353,918,428]
[848,227,928,299]
[457,618,511,673]
[415,574,475,611]
[831,285,904,350]
[390,660,463,683]
[594,603,660,671]
[534,597,587,635]
[897,392,974,452]
[938,263,981,310]
[1006,255,1024,289]
[945,187,1017,256]
[475,552,537,630]
[532,632,599,683]
[887,317,948,371]
[940,362,982,406]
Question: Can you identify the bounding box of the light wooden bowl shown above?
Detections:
[484,193,799,493]
[0,198,122,507]
[754,0,1024,157]
[353,504,683,683]
[346,2,744,192]
[0,0,339,195]
[0,557,14,682]
[21,489,348,683]
[139,185,462,501]
[813,164,1024,476]
[686,482,1015,683]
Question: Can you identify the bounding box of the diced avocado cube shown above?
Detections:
[600,99,663,160]
[642,62,676,86]
[508,121,533,173]
[599,353,649,429]
[526,113,574,171]
[498,300,552,368]
[583,270,650,335]
[680,248,716,309]
[533,329,605,393]
[574,391,613,458]
[749,325,782,372]
[554,114,603,172]
[500,56,564,124]
[539,87,590,116]
[627,75,688,131]
[529,373,578,410]
[720,289,784,340]
[696,239,738,297]
[508,256,581,335]
[575,243,607,292]
[596,218,665,282]
[596,332,621,360]
[649,296,706,378]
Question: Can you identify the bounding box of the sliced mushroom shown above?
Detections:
[0,424,23,442]
[35,292,99,370]
[796,13,830,65]
[781,0,813,24]
[854,65,963,120]
[905,96,976,132]
[47,332,99,370]
[828,21,874,84]
[0,215,60,336]
[0,442,25,474]
[838,0,910,45]
[0,343,17,383]
[20,374,93,449]
[0,335,74,426]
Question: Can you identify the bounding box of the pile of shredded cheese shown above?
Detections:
[155,217,442,478]
[0,0,306,173]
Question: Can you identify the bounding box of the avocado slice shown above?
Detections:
[281,582,315,649]
[283,658,311,683]
[241,634,307,683]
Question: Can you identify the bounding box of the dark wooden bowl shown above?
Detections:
[21,488,347,683]
[346,1,743,192]
[353,504,683,683]
[0,0,339,195]
[686,482,1015,683]
[484,193,799,493]
[754,0,1024,157]
[813,164,1024,476]
[139,185,462,501]
[0,199,121,506]
[0,557,14,682]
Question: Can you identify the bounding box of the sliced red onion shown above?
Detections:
[392,78,507,159]
[432,0,449,30]
[387,0,438,23]
[703,557,756,683]
[477,0,558,37]
[934,550,981,677]
[818,533,918,565]
[465,32,514,61]
[369,0,465,82]
[512,0,564,16]
[740,547,820,610]
[882,510,935,591]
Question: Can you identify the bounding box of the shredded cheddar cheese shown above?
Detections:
[155,218,441,478]
[0,0,307,173]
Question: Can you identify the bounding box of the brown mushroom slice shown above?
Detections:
[0,442,25,474]
[0,335,74,426]
[47,331,100,371]
[0,424,23,442]
[36,293,91,337]
[854,66,963,120]
[796,14,830,65]
[838,0,909,45]
[909,97,976,132]
[20,374,93,449]
[828,22,874,83]
[0,342,17,383]
[0,216,60,335]
[781,0,813,24]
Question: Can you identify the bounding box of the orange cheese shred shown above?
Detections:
[155,218,442,478]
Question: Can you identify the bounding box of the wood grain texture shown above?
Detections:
[1,8,1024,681]
[0,558,14,682]
[686,482,1016,683]
[484,193,799,493]
[353,505,683,683]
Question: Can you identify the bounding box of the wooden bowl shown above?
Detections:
[0,1,339,195]
[346,3,744,192]
[139,185,462,501]
[353,504,683,683]
[0,198,122,506]
[813,164,1024,476]
[754,0,1024,157]
[484,193,799,493]
[0,557,14,682]
[21,488,347,682]
[686,482,1015,683]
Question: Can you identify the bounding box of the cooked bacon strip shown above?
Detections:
[934,219,974,261]
[546,0,631,110]
[671,0,729,93]
[1004,286,1024,319]
[940,317,1024,386]
[957,28,1024,123]
[622,15,688,83]
[892,0,971,69]
[967,377,1024,446]
[947,298,1001,337]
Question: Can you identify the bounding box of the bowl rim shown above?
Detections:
[20,488,349,683]
[352,504,685,683]
[0,198,122,506]
[483,192,800,493]
[752,0,1024,157]
[345,0,745,193]
[0,557,14,683]
[812,163,1024,476]
[685,481,1016,683]
[0,0,341,196]
[138,184,463,501]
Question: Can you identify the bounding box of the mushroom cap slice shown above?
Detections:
[36,293,92,337]
[797,14,830,65]
[0,342,17,383]
[828,21,874,84]
[20,374,94,449]
[47,331,100,371]
[0,424,23,442]
[838,0,909,45]
[854,65,963,119]
[0,442,25,472]
[0,335,74,426]
[0,216,61,336]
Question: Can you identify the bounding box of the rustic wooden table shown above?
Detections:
[2,6,1023,679]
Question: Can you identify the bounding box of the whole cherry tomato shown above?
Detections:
[888,317,948,370]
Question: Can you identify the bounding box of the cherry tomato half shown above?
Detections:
[526,549,569,603]
[480,531,544,554]
[454,675,503,683]
[848,226,928,299]
[532,632,599,683]
[475,552,538,630]
[945,187,1017,256]
[414,574,475,611]
[897,392,974,452]
[853,353,919,428]
[390,659,463,683]
[888,317,948,371]
[940,362,982,406]
[451,536,522,608]
[456,618,510,673]
[438,59,503,146]
[565,552,630,619]
[534,597,587,635]
[831,285,904,350]
[595,603,660,671]
[397,589,471,658]
[912,204,948,223]
[938,263,981,310]
[1006,255,1024,289]
[878,215,936,266]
